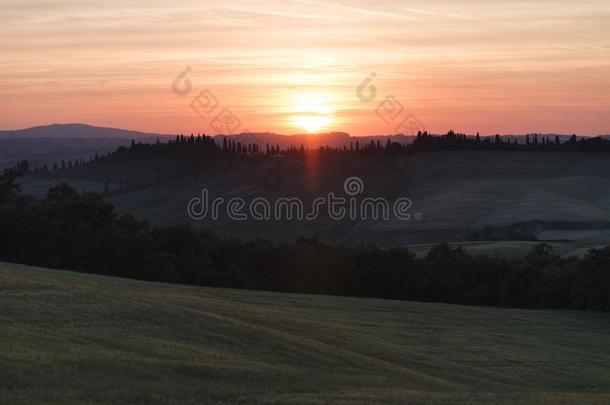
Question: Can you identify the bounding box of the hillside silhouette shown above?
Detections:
[11,130,610,248]
[2,170,610,310]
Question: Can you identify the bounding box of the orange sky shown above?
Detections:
[1,0,610,135]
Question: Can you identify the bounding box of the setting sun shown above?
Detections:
[291,92,334,133]
[294,116,331,133]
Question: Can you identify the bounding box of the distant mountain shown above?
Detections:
[0,124,418,170]
[0,124,172,171]
[2,124,606,143]
[0,123,169,140]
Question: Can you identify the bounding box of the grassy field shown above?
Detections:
[2,262,610,404]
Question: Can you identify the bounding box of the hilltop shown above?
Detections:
[0,123,169,140]
[10,128,610,253]
[0,124,171,171]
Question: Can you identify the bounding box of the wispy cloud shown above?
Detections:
[224,5,347,21]
[1,0,609,135]
[399,7,474,20]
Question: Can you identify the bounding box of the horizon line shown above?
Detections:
[1,122,609,138]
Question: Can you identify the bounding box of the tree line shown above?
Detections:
[19,131,610,178]
[1,169,609,311]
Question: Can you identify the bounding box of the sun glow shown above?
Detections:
[291,92,334,133]
[294,115,331,133]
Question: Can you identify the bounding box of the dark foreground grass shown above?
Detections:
[1,261,610,404]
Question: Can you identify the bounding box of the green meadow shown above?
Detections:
[2,261,610,404]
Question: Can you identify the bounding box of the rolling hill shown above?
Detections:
[20,150,610,251]
[0,124,171,171]
[0,124,412,172]
[2,261,610,403]
[0,123,169,140]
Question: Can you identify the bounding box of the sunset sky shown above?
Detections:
[1,0,609,135]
